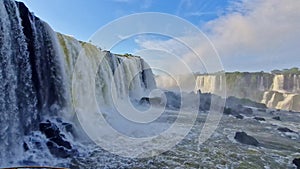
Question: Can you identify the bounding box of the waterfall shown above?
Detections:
[296,75,300,92]
[0,0,70,164]
[0,0,156,166]
[259,76,264,91]
[272,75,284,92]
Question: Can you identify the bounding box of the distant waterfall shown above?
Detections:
[272,75,285,92]
[0,0,156,166]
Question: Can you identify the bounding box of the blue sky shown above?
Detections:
[18,0,300,72]
[18,0,230,41]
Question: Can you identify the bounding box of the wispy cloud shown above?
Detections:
[204,0,300,71]
[136,0,300,72]
[185,11,216,17]
[176,0,192,15]
[141,0,152,9]
[111,0,152,9]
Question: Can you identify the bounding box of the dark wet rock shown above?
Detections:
[139,97,150,104]
[139,97,163,106]
[23,142,29,151]
[39,120,73,157]
[223,104,253,117]
[56,117,63,123]
[50,135,72,149]
[277,127,294,133]
[234,132,259,146]
[254,117,266,121]
[293,158,300,169]
[226,96,267,109]
[242,108,253,115]
[39,120,60,138]
[63,122,74,134]
[223,107,232,115]
[199,93,211,111]
[272,116,281,121]
[46,141,72,158]
[235,114,244,119]
[269,110,275,115]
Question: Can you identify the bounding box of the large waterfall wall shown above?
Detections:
[0,0,156,165]
[194,73,300,111]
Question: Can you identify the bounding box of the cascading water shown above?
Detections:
[0,0,71,165]
[0,0,156,166]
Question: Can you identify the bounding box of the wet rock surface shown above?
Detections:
[39,120,75,158]
[293,158,300,169]
[277,127,295,133]
[234,132,260,146]
[273,116,281,121]
[254,117,266,121]
[235,114,244,119]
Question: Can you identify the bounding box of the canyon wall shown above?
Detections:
[195,72,300,111]
[156,72,300,111]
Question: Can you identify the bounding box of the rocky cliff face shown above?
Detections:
[195,73,300,111]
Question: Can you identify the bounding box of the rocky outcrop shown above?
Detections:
[272,116,281,121]
[254,117,266,121]
[277,127,295,133]
[234,132,259,146]
[293,158,300,169]
[39,120,75,158]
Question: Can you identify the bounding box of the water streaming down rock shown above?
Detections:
[0,0,156,166]
[156,72,300,111]
[0,0,69,164]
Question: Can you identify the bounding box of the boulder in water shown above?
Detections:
[39,120,73,158]
[235,114,244,119]
[254,117,266,121]
[23,142,29,151]
[46,141,72,158]
[223,107,232,115]
[293,158,300,169]
[234,132,259,146]
[273,116,281,121]
[242,108,253,115]
[139,97,163,106]
[277,127,294,133]
[63,122,74,134]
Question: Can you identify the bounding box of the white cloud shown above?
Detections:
[136,0,300,72]
[141,0,152,9]
[204,0,300,71]
[185,11,216,17]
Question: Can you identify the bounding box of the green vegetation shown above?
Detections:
[123,53,133,58]
[271,67,300,75]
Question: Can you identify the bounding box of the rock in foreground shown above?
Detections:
[293,158,300,169]
[254,117,266,121]
[277,127,294,133]
[234,132,259,146]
